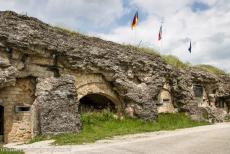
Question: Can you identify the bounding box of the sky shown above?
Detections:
[0,0,229,72]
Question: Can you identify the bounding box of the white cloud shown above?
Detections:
[99,0,230,72]
[0,0,124,32]
[133,0,188,14]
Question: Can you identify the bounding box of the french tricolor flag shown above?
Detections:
[158,25,162,41]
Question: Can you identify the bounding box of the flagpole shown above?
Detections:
[135,27,137,45]
[160,34,163,53]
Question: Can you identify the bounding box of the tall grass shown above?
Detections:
[194,64,226,76]
[162,55,191,69]
[130,46,227,76]
[28,111,209,145]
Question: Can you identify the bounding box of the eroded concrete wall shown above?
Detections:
[0,78,35,143]
[34,76,81,135]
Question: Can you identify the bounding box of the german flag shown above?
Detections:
[131,11,138,30]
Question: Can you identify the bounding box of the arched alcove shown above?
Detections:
[0,105,4,142]
[157,83,175,113]
[76,77,123,114]
[79,93,116,113]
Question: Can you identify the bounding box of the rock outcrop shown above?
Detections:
[35,76,80,134]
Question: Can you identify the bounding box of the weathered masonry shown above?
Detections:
[0,11,230,143]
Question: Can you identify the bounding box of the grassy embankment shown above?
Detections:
[30,111,208,145]
[132,46,227,75]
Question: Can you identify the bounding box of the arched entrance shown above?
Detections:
[79,93,116,113]
[76,76,123,115]
[0,105,4,142]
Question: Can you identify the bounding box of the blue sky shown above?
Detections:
[0,0,229,72]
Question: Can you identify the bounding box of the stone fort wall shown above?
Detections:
[0,11,229,143]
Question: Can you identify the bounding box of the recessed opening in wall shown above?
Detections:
[79,94,116,113]
[218,101,225,108]
[0,105,4,142]
[163,98,170,103]
[193,84,203,97]
[15,106,31,113]
[227,102,230,113]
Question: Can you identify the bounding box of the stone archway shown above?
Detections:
[75,74,122,115]
[0,105,4,142]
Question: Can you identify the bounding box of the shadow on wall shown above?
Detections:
[79,93,116,113]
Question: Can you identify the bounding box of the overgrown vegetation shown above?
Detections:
[124,45,160,58]
[30,110,208,145]
[127,46,191,69]
[194,64,226,76]
[136,47,227,75]
[53,25,84,37]
[125,46,227,75]
[138,47,227,75]
[162,55,191,69]
[136,47,160,56]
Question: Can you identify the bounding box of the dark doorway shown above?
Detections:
[227,103,230,113]
[193,85,203,97]
[0,105,4,142]
[79,94,116,113]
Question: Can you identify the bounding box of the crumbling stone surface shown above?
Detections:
[217,76,230,97]
[0,66,17,89]
[205,107,226,123]
[35,75,80,134]
[0,11,170,121]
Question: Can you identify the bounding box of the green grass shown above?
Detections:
[120,45,228,76]
[136,47,160,56]
[0,145,24,154]
[162,55,191,69]
[124,46,191,70]
[30,111,208,145]
[194,64,226,76]
[124,45,160,57]
[225,115,230,122]
[53,25,83,37]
